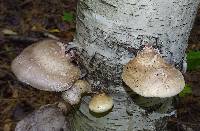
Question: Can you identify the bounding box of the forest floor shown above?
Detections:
[0,1,200,131]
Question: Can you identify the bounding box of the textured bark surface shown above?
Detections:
[72,0,200,130]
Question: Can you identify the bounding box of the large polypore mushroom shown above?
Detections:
[122,46,185,97]
[62,80,91,105]
[11,39,81,91]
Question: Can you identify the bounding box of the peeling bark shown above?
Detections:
[71,0,200,130]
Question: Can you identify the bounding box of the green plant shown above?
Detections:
[179,84,192,97]
[62,11,74,22]
[187,51,200,71]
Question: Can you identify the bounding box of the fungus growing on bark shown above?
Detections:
[89,93,113,113]
[15,104,71,131]
[122,46,185,98]
[62,80,91,105]
[11,39,81,91]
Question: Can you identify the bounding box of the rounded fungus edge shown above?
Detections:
[122,46,185,98]
[89,93,113,113]
[11,39,81,91]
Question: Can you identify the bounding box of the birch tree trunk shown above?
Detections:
[71,0,200,130]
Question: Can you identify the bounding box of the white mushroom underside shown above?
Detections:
[62,88,81,105]
[62,80,91,105]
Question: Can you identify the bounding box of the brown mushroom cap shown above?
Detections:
[62,80,91,105]
[11,39,81,91]
[89,93,113,113]
[122,46,185,97]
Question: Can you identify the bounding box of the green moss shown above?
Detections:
[179,84,192,97]
[187,51,200,71]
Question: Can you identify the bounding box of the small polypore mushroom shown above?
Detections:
[11,39,81,91]
[62,80,91,105]
[122,46,185,98]
[89,93,113,113]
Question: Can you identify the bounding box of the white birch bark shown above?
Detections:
[71,0,200,130]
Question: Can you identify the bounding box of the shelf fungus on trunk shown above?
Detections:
[62,80,91,105]
[89,93,113,113]
[11,39,81,92]
[122,46,185,98]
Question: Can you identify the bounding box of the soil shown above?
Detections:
[0,1,199,131]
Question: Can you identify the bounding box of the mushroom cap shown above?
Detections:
[62,87,81,105]
[73,80,91,93]
[11,39,81,91]
[122,47,185,97]
[15,104,70,131]
[89,93,113,113]
[62,80,91,105]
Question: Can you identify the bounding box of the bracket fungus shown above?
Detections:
[122,46,185,98]
[89,93,113,113]
[15,104,70,131]
[11,39,81,91]
[62,80,91,105]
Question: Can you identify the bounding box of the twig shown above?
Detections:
[4,35,40,43]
